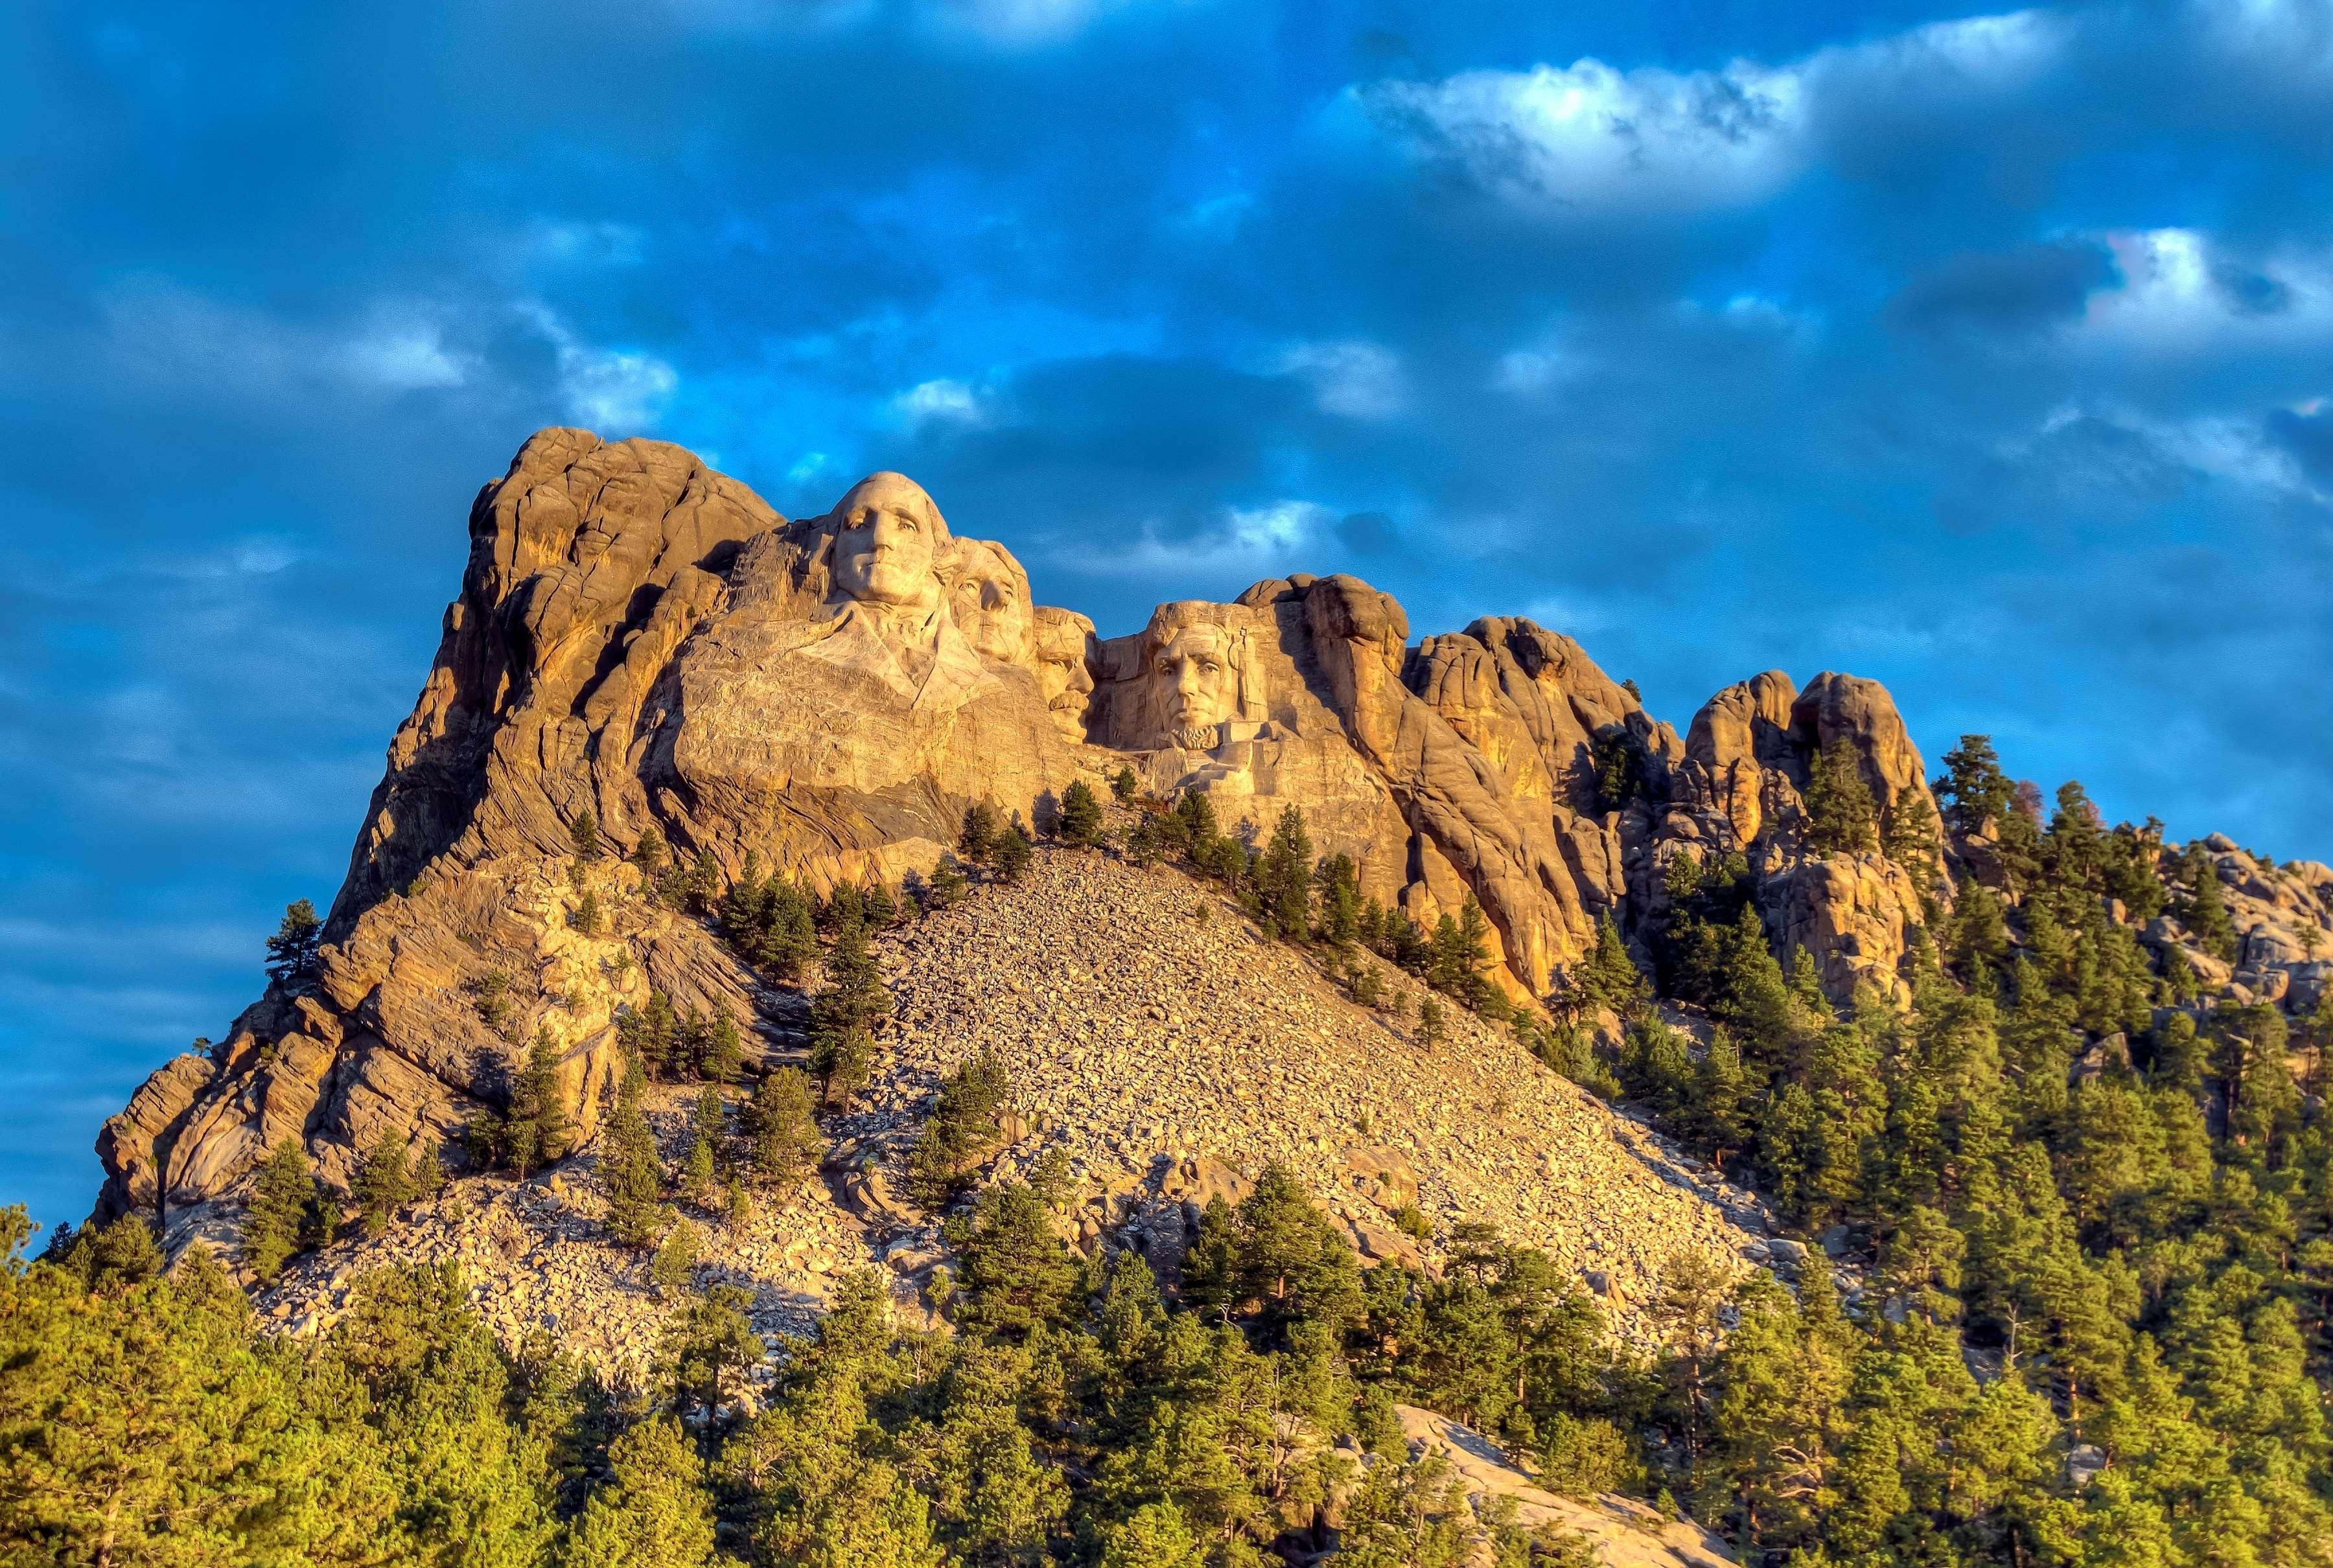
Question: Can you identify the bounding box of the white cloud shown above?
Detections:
[1225,499,1334,553]
[1062,499,1338,580]
[890,376,988,428]
[528,219,649,268]
[1271,339,1408,419]
[1170,191,1256,241]
[519,303,679,432]
[929,0,1108,44]
[2007,398,2325,503]
[1360,56,1808,214]
[1519,593,1616,637]
[93,281,474,401]
[1352,8,2062,216]
[666,0,1172,47]
[336,316,467,391]
[2076,227,2333,352]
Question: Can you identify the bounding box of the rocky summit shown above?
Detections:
[58,428,2333,1568]
[96,430,2332,1276]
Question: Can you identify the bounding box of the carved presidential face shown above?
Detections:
[1032,605,1096,739]
[947,539,1033,665]
[1154,625,1238,744]
[830,473,944,612]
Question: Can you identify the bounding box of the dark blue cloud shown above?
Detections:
[5,0,2332,1232]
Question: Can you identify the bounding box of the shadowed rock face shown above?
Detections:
[91,430,1948,1261]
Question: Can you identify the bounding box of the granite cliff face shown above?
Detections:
[98,426,2319,1278]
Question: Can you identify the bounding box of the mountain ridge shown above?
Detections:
[87,425,2332,1282]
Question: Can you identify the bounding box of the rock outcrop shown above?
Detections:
[87,428,1971,1262]
[1394,1405,1736,1568]
[2144,836,2333,1014]
[1657,669,1940,998]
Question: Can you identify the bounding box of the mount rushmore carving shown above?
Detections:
[95,429,1944,1252]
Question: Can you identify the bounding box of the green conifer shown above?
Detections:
[600,1061,665,1250]
[1058,778,1104,846]
[745,1067,824,1191]
[632,822,667,875]
[245,1136,313,1282]
[992,821,1034,882]
[959,801,1001,863]
[564,1416,715,1568]
[353,1132,414,1238]
[265,898,323,984]
[1803,737,1878,854]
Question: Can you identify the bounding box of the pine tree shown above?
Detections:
[959,801,1000,864]
[1110,765,1141,806]
[745,1067,824,1191]
[1097,1501,1206,1568]
[1418,996,1446,1048]
[946,1180,1080,1339]
[1881,785,1941,870]
[1650,1247,1734,1469]
[2174,842,2237,962]
[570,809,601,861]
[564,1416,715,1568]
[1434,895,1497,1009]
[809,915,888,1107]
[619,989,680,1079]
[651,1217,701,1295]
[1568,914,1650,1022]
[656,1283,765,1429]
[1689,1028,1754,1173]
[1592,731,1642,813]
[992,821,1034,883]
[353,1131,415,1238]
[1313,853,1362,948]
[702,1013,743,1084]
[1228,1162,1365,1344]
[1936,733,2015,835]
[927,856,969,908]
[245,1136,313,1282]
[907,1052,1013,1208]
[570,886,603,936]
[1803,736,1878,854]
[1258,805,1315,941]
[600,1060,664,1249]
[684,1085,723,1202]
[505,1026,569,1179]
[688,846,722,914]
[68,1215,165,1294]
[1947,882,2010,989]
[632,823,667,875]
[1058,779,1104,846]
[2043,781,2105,892]
[265,898,323,984]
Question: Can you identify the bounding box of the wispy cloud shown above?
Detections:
[1350,10,2065,218]
[519,303,680,433]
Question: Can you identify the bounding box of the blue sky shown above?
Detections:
[4,0,2330,1233]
